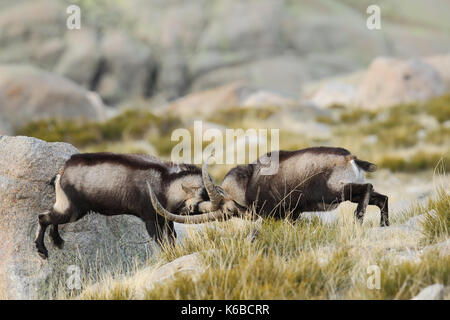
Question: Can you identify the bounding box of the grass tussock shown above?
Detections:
[378,152,449,172]
[16,109,182,156]
[420,188,450,244]
[354,251,450,300]
[331,96,449,165]
[424,95,450,123]
[145,246,354,300]
[206,106,279,128]
[143,218,358,300]
[426,126,450,145]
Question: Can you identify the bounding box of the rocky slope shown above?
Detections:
[0,64,106,128]
[1,0,450,103]
[0,136,151,299]
[305,56,449,109]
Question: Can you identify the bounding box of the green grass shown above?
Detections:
[16,109,182,156]
[378,151,449,172]
[360,110,423,148]
[382,95,450,123]
[425,95,450,123]
[420,188,450,245]
[339,109,378,124]
[331,96,450,153]
[426,125,450,145]
[206,106,279,128]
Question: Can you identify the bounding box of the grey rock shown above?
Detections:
[0,136,152,299]
[425,54,450,91]
[54,29,101,89]
[165,82,259,119]
[140,253,205,291]
[423,239,450,257]
[308,82,357,109]
[3,0,450,102]
[0,0,66,70]
[0,64,105,128]
[354,57,445,110]
[79,251,207,299]
[241,90,296,107]
[411,284,445,300]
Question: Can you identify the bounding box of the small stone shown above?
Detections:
[411,284,445,300]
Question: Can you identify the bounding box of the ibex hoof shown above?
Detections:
[35,241,48,259]
[53,238,65,249]
[37,248,48,259]
[380,220,390,227]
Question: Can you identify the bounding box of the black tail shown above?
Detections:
[355,159,377,172]
[48,175,57,189]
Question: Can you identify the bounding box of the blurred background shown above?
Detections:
[0,0,448,184]
[0,0,449,300]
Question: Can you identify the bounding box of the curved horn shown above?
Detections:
[147,182,228,224]
[202,157,223,210]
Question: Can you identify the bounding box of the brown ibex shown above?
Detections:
[150,147,389,227]
[35,152,225,259]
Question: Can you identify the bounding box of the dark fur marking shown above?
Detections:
[263,146,351,163]
[354,159,377,172]
[66,152,201,176]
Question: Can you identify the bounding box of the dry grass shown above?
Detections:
[63,187,449,300]
[420,188,450,244]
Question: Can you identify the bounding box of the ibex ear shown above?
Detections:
[181,184,200,196]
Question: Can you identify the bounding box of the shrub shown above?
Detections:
[17,118,102,146]
[425,95,450,123]
[378,152,449,172]
[315,115,336,125]
[207,106,279,127]
[16,110,182,151]
[339,109,377,123]
[426,125,450,145]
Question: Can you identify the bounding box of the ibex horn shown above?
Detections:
[147,181,228,224]
[202,157,223,211]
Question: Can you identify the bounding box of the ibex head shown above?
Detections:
[201,159,248,217]
[148,157,247,223]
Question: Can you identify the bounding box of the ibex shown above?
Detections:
[35,152,225,259]
[149,147,390,227]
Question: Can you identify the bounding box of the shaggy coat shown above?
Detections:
[220,147,389,224]
[35,152,210,259]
